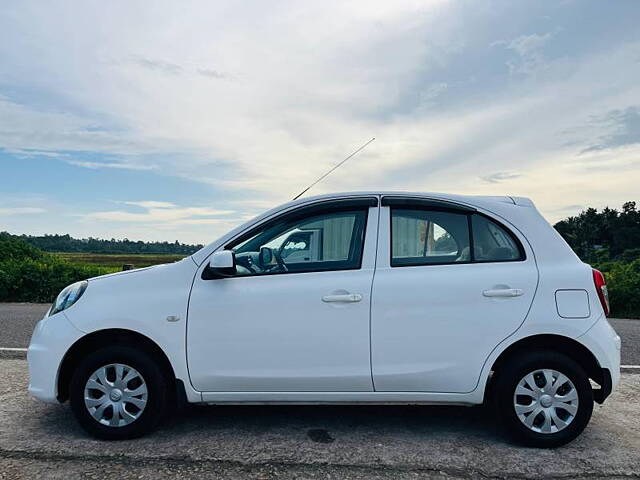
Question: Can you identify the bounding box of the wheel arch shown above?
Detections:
[486,333,610,403]
[57,328,178,403]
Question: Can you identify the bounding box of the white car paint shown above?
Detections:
[187,207,378,392]
[371,204,539,393]
[28,191,621,408]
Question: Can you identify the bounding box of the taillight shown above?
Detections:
[592,268,610,316]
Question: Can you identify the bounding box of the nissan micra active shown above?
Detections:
[28,192,621,447]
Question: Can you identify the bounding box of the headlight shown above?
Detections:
[49,281,88,316]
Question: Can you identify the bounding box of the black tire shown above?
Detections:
[69,345,169,440]
[494,350,593,448]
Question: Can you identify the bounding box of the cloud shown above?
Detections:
[506,32,553,58]
[581,106,640,153]
[84,202,235,224]
[2,148,67,158]
[0,1,457,199]
[197,69,233,80]
[1,1,639,242]
[548,204,585,214]
[494,32,554,75]
[480,172,522,184]
[0,95,165,156]
[418,82,448,109]
[130,56,182,75]
[127,57,234,79]
[66,160,156,170]
[0,207,46,215]
[121,201,176,209]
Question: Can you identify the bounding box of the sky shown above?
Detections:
[1,0,639,244]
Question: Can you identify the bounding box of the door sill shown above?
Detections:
[199,390,480,405]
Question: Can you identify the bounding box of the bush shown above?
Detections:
[0,232,44,262]
[594,258,640,319]
[0,236,116,302]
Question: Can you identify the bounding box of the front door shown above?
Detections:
[371,199,538,393]
[187,199,378,392]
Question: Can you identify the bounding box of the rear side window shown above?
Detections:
[391,209,470,266]
[390,208,523,267]
[471,215,522,262]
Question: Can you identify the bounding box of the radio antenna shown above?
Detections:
[292,137,376,200]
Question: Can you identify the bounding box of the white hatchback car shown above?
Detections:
[28,192,621,447]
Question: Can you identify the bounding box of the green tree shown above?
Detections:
[554,201,640,318]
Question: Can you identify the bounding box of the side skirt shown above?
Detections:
[199,391,483,405]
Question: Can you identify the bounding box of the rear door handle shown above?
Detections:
[322,293,363,303]
[483,288,524,298]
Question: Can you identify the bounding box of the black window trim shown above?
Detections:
[214,196,378,278]
[382,195,476,213]
[388,202,526,268]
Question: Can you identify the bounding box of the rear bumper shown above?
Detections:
[577,316,621,402]
[27,312,84,404]
[593,368,612,404]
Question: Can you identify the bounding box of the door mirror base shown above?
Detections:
[201,264,237,280]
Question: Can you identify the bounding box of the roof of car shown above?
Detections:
[291,190,516,203]
[278,191,535,210]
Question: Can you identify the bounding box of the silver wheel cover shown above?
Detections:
[84,363,148,427]
[513,369,579,434]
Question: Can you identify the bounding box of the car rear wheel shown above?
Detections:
[494,350,593,448]
[69,346,169,440]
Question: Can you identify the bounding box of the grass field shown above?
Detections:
[54,252,187,269]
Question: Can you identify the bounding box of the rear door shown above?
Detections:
[371,197,538,393]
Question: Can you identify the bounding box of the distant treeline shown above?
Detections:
[1,232,203,255]
[554,201,640,263]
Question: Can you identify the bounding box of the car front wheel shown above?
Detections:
[69,345,169,440]
[494,350,594,448]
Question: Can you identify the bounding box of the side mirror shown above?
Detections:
[202,250,236,279]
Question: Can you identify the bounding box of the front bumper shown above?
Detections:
[27,312,84,404]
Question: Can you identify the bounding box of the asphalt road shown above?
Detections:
[0,303,50,349]
[1,302,638,364]
[1,358,639,479]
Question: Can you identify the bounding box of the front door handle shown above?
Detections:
[483,288,524,298]
[322,293,363,303]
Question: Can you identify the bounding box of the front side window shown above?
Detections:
[228,209,368,276]
[391,209,471,266]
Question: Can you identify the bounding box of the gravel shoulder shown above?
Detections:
[1,358,639,479]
